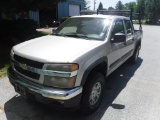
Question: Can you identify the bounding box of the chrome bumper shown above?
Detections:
[7,67,82,100]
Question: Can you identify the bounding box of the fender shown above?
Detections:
[80,56,108,86]
[135,39,141,49]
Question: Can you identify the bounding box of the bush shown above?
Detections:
[0,19,37,43]
[145,21,152,24]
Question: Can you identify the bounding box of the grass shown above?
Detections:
[0,31,49,78]
[0,64,9,78]
[133,20,146,24]
[36,31,50,37]
[0,45,10,78]
[0,44,12,78]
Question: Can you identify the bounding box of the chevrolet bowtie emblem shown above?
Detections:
[20,63,27,70]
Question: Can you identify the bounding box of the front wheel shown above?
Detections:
[80,72,105,114]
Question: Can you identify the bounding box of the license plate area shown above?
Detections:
[15,84,27,97]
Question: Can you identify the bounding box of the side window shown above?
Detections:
[112,20,125,35]
[124,20,133,34]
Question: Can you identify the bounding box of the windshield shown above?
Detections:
[53,17,110,41]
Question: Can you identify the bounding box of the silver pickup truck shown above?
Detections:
[8,10,143,114]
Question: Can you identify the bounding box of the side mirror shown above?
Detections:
[112,33,126,43]
[127,29,132,34]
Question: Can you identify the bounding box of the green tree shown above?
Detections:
[124,2,137,12]
[108,6,115,10]
[136,0,146,19]
[84,0,90,10]
[115,1,124,10]
[145,0,160,24]
[97,2,103,10]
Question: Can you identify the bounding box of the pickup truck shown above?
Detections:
[7,10,143,114]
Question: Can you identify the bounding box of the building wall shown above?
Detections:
[28,0,84,26]
[29,10,40,25]
[58,0,85,21]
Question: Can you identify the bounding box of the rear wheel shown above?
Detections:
[80,72,105,114]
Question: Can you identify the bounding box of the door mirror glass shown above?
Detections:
[124,20,133,34]
[111,19,125,43]
[127,29,132,34]
[112,33,126,43]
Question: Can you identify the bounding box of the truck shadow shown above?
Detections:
[4,58,143,120]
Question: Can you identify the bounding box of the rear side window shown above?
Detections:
[124,20,133,34]
[112,20,125,35]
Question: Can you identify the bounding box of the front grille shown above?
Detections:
[13,54,44,80]
[15,65,40,80]
[14,55,44,69]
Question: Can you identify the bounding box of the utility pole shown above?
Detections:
[93,0,96,10]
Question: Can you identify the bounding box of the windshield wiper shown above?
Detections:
[52,33,90,39]
[52,33,65,36]
[63,33,90,39]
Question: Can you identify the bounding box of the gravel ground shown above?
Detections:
[0,25,160,120]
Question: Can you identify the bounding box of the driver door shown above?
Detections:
[108,19,126,71]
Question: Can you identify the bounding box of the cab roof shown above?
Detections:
[71,14,130,20]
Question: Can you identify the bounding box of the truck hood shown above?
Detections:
[13,35,101,63]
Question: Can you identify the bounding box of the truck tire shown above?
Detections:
[129,45,140,64]
[80,72,105,114]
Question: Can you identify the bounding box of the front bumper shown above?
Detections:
[7,67,82,108]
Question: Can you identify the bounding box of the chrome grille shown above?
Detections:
[13,55,44,80]
[14,65,40,80]
[14,55,44,69]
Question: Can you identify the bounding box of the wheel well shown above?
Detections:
[90,62,107,77]
[81,57,108,86]
[137,40,141,48]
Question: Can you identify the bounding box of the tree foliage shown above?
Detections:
[115,1,124,10]
[113,0,160,24]
[108,6,114,10]
[145,0,160,23]
[83,0,90,10]
[98,2,103,10]
[136,0,146,19]
[124,2,137,12]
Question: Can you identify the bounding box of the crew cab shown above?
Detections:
[8,10,143,114]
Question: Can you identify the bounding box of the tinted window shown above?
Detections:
[113,20,125,35]
[124,20,133,34]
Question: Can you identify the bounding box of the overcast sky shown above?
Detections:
[89,0,136,10]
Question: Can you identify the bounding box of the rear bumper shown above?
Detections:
[7,67,82,108]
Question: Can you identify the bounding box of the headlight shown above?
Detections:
[44,76,76,88]
[46,64,78,72]
[10,49,14,69]
[10,48,14,58]
[44,64,78,88]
